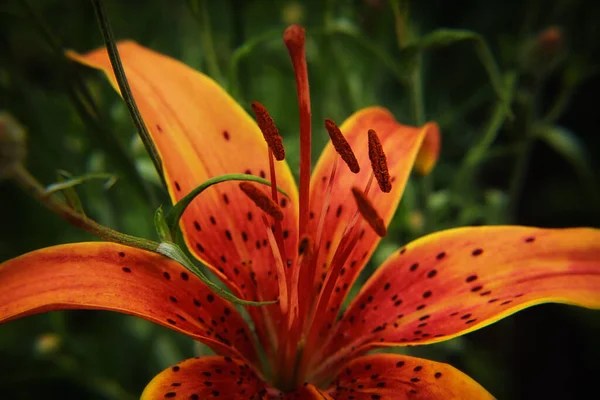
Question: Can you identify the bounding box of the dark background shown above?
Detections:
[1,0,599,399]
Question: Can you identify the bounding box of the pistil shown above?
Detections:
[284,25,312,238]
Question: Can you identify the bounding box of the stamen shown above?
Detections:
[367,129,392,193]
[239,182,284,221]
[351,187,387,237]
[284,24,311,238]
[324,119,360,173]
[251,102,286,161]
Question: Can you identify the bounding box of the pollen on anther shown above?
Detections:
[239,182,284,220]
[351,187,387,237]
[324,118,360,173]
[251,102,285,160]
[368,129,392,193]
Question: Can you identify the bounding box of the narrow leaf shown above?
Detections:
[165,173,289,235]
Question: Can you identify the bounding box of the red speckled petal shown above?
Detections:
[0,243,258,365]
[305,108,439,345]
[141,356,268,399]
[68,42,299,356]
[325,354,494,400]
[312,226,600,379]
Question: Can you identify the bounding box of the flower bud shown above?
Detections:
[520,26,565,77]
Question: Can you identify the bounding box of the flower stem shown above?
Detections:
[9,165,159,252]
[189,0,224,83]
[453,72,517,196]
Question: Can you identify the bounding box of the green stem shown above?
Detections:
[90,0,165,186]
[10,165,159,252]
[453,72,517,196]
[189,0,224,83]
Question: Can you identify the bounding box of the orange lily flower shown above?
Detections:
[2,26,600,399]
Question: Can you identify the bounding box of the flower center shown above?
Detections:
[244,25,392,392]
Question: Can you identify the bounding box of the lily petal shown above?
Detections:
[68,41,299,354]
[0,242,258,364]
[141,355,268,399]
[306,107,439,341]
[325,354,494,399]
[315,226,600,376]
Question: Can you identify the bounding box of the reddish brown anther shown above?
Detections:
[324,119,360,174]
[239,182,284,221]
[368,129,392,193]
[251,102,286,161]
[351,187,387,237]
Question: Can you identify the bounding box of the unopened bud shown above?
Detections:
[0,112,27,177]
[520,26,565,76]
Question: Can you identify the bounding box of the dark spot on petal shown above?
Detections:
[396,361,405,367]
[436,252,446,260]
[193,221,201,231]
[466,275,478,283]
[423,291,432,298]
[210,216,217,225]
[223,194,229,204]
[180,272,189,281]
[427,269,437,278]
[472,248,483,256]
[207,294,215,303]
[223,130,230,140]
[409,263,419,272]
[435,372,442,379]
[174,182,181,191]
[260,170,266,179]
[471,285,483,292]
[118,252,126,257]
[384,282,391,291]
[196,243,204,253]
[163,272,171,280]
[525,236,535,243]
[122,267,131,273]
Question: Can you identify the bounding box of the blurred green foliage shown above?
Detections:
[1,0,599,399]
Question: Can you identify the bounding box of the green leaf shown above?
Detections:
[154,206,172,243]
[156,242,277,306]
[45,171,118,195]
[90,0,165,188]
[165,173,289,236]
[404,29,507,109]
[535,125,600,208]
